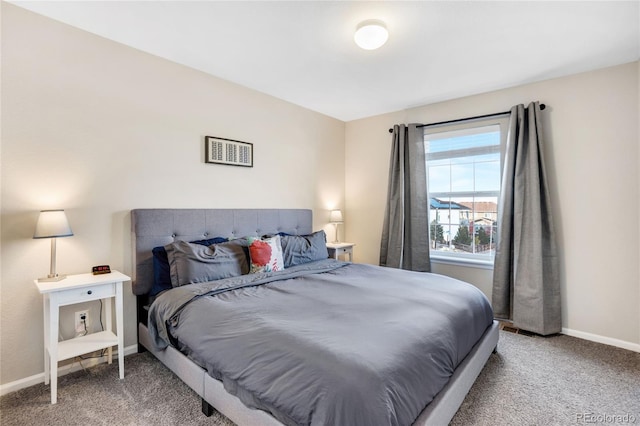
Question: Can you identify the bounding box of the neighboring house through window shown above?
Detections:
[424,116,509,265]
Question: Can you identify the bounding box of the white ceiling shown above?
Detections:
[10,1,640,121]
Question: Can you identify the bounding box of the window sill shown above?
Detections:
[430,255,494,270]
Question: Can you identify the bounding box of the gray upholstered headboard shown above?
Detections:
[131,209,313,296]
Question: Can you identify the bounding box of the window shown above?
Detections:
[424,116,509,264]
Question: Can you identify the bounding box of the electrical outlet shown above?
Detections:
[74,309,90,335]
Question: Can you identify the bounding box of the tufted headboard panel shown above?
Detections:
[131,209,312,296]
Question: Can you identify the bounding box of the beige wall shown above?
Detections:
[346,62,640,348]
[0,4,345,385]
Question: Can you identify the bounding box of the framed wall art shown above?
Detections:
[205,136,253,167]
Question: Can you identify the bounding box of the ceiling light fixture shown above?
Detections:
[354,19,388,50]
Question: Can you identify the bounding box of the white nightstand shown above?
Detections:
[326,242,355,262]
[35,270,130,404]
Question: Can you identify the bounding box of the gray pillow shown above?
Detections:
[165,240,249,287]
[280,230,328,268]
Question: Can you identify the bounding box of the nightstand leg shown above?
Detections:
[116,284,124,379]
[42,296,50,386]
[49,297,59,404]
[105,297,113,364]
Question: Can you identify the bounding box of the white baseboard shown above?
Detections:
[562,328,640,353]
[0,344,139,397]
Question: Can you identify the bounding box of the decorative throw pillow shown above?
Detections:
[248,235,284,274]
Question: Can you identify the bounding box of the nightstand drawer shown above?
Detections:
[55,283,115,305]
[326,242,355,261]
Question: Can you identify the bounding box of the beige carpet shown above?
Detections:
[1,330,638,425]
[450,330,639,425]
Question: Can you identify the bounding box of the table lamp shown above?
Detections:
[329,209,343,243]
[34,209,73,282]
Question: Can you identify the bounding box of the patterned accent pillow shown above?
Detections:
[248,235,285,273]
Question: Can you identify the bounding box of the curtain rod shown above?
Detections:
[387,103,546,133]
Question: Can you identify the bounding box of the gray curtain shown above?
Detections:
[492,102,561,335]
[380,124,431,272]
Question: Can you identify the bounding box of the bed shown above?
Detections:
[132,208,498,426]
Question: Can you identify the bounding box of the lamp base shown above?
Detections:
[332,223,341,244]
[38,274,67,282]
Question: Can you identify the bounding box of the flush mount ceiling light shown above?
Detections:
[354,19,388,50]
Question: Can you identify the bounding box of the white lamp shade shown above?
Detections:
[329,210,344,223]
[354,20,389,50]
[33,210,73,239]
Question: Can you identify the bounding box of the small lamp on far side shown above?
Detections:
[329,209,343,243]
[34,209,73,282]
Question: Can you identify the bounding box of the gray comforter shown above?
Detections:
[148,259,494,426]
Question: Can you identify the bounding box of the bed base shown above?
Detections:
[139,320,499,426]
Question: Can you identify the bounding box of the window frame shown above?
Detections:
[424,115,510,269]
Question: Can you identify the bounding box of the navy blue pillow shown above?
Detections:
[150,237,228,296]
